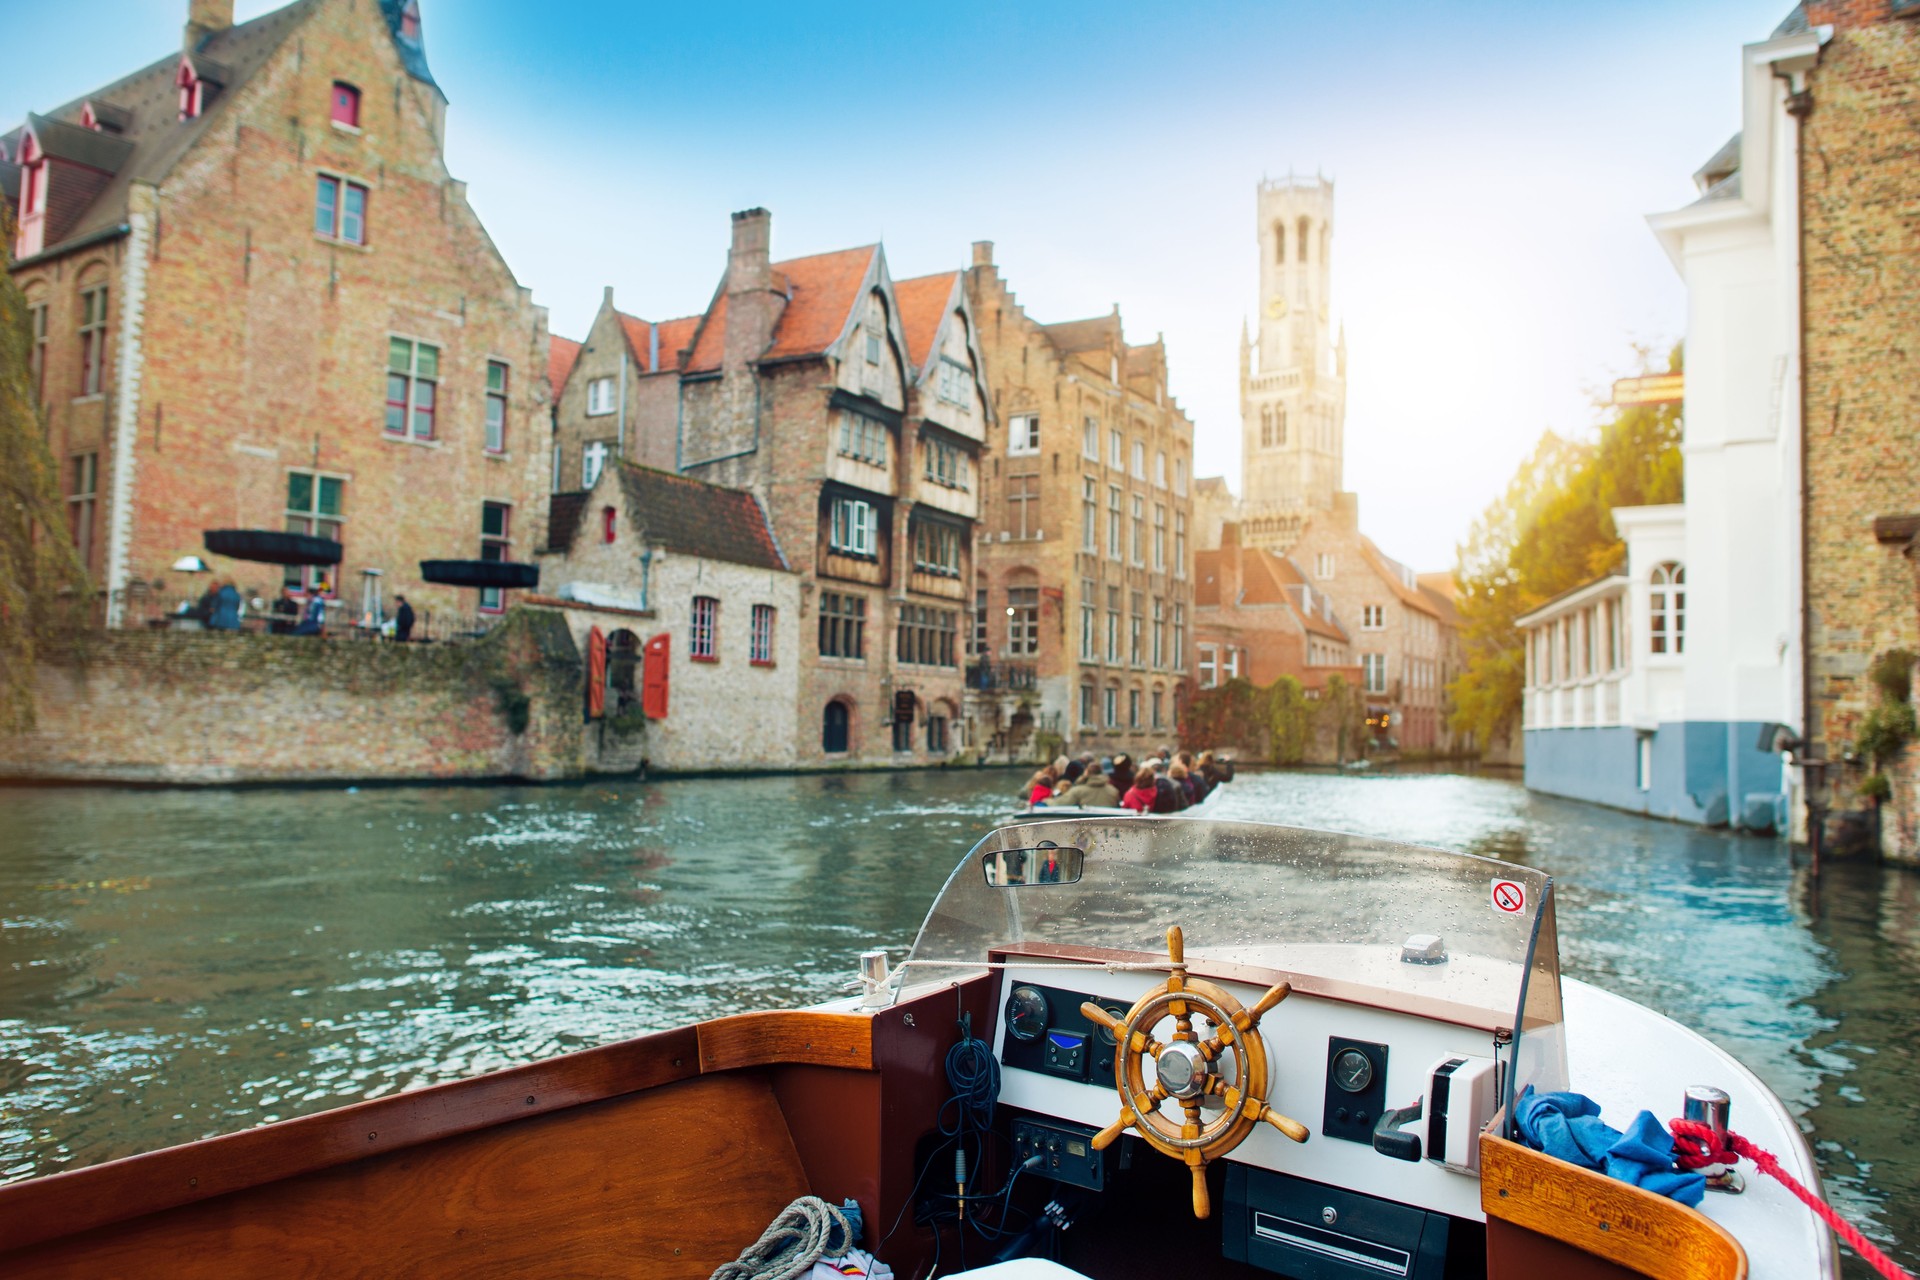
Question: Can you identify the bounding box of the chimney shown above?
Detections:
[728,207,772,295]
[722,207,778,374]
[185,0,232,49]
[971,240,994,267]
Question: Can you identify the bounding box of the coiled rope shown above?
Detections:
[1668,1119,1913,1280]
[709,1195,852,1280]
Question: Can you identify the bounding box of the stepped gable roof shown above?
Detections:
[547,335,582,393]
[615,463,788,571]
[544,490,588,554]
[682,246,878,375]
[895,270,961,371]
[1041,313,1121,355]
[10,0,320,261]
[1359,537,1441,617]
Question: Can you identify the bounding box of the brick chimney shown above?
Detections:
[185,0,233,49]
[1219,521,1243,605]
[723,207,777,372]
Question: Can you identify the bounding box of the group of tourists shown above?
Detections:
[1022,747,1229,814]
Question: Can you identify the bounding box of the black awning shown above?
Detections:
[204,529,342,566]
[419,559,540,589]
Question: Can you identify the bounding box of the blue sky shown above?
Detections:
[4,0,1795,569]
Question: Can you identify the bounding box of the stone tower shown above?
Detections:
[1239,174,1347,552]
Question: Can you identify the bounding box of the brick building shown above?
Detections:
[1193,521,1358,694]
[963,242,1197,759]
[4,0,552,630]
[591,209,988,765]
[537,460,801,773]
[1286,503,1448,752]
[1792,1,1920,854]
[549,289,700,490]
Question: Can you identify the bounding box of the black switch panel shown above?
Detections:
[998,982,1130,1083]
[1012,1117,1108,1190]
[1321,1037,1389,1145]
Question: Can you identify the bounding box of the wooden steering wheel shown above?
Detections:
[1080,926,1309,1218]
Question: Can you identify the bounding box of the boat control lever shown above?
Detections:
[1372,1099,1424,1161]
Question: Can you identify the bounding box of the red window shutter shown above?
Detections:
[603,506,617,544]
[642,633,670,719]
[586,626,607,719]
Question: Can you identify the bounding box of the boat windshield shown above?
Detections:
[906,818,1566,1098]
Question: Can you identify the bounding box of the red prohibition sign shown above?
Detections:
[1491,880,1527,914]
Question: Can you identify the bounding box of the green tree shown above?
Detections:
[1267,674,1310,764]
[1320,673,1365,764]
[1446,346,1684,748]
[0,205,92,730]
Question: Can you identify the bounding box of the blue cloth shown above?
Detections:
[1514,1087,1706,1206]
[208,585,242,631]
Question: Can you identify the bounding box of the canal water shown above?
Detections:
[0,766,1912,1273]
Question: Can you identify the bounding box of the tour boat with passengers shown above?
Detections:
[0,819,1857,1278]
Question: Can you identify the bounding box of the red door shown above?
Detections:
[642,633,670,719]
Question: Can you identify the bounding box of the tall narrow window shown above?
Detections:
[1131,440,1145,479]
[479,502,511,612]
[823,701,851,753]
[1154,451,1167,488]
[582,441,610,488]
[750,604,776,666]
[1151,597,1165,668]
[284,471,344,593]
[1174,513,1187,578]
[1080,685,1095,727]
[1081,478,1097,552]
[386,338,438,439]
[1105,685,1119,728]
[690,595,718,660]
[973,588,987,655]
[67,453,97,570]
[1109,429,1124,469]
[1172,603,1186,670]
[1106,587,1121,663]
[1007,586,1039,656]
[1082,416,1099,460]
[1649,562,1685,655]
[1107,485,1123,560]
[315,175,368,244]
[1175,458,1188,495]
[1080,578,1097,661]
[1130,495,1145,565]
[1152,505,1166,571]
[27,301,47,401]
[1199,644,1218,689]
[586,377,615,416]
[484,361,509,453]
[331,82,362,128]
[865,294,884,366]
[78,284,108,397]
[1129,591,1144,665]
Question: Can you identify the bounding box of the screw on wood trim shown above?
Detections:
[1599,1222,1611,1233]
[188,1177,198,1188]
[1497,1189,1509,1198]
[673,1058,684,1067]
[525,1095,536,1105]
[367,1132,377,1141]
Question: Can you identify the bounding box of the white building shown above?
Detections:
[1518,19,1825,829]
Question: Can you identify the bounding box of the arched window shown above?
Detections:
[1297,217,1311,265]
[1276,405,1287,446]
[1259,406,1273,448]
[1273,221,1286,264]
[1649,562,1685,655]
[822,700,851,754]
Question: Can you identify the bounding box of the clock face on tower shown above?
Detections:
[1265,296,1288,320]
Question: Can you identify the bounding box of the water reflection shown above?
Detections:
[0,764,1911,1273]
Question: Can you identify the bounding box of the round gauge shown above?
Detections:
[1095,1006,1126,1046]
[1005,985,1049,1041]
[1331,1048,1374,1094]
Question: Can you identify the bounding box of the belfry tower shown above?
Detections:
[1239,174,1347,552]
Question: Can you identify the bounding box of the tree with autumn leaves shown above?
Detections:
[0,205,92,731]
[1445,346,1684,750]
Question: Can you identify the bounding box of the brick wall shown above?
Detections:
[0,609,583,784]
[1800,13,1920,853]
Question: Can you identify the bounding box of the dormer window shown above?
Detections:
[80,104,100,131]
[398,0,421,42]
[14,132,46,258]
[331,82,361,129]
[79,101,128,134]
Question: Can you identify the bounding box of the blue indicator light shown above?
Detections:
[1048,1031,1085,1050]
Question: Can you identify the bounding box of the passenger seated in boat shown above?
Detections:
[1178,750,1211,802]
[1121,761,1159,812]
[1058,765,1119,808]
[1158,763,1192,813]
[1108,752,1135,795]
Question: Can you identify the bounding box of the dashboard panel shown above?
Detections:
[991,955,1500,1222]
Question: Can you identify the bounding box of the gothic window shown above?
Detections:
[1274,221,1285,264]
[1649,562,1685,655]
[1298,217,1311,265]
[1260,407,1273,449]
[1277,406,1287,446]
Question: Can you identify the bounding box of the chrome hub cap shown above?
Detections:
[1155,1041,1210,1100]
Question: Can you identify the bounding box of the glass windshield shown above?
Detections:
[908,819,1562,1088]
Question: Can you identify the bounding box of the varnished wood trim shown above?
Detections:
[697,1010,874,1072]
[1480,1130,1747,1280]
[997,942,1512,1033]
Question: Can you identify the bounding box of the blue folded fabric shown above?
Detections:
[1514,1087,1706,1206]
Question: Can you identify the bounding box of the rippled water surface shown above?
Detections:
[0,766,1912,1273]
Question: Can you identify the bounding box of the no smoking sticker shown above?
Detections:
[1490,880,1527,915]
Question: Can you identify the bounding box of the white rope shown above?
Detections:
[709,1195,851,1280]
[844,957,1176,994]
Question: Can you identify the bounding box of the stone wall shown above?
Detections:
[0,610,583,785]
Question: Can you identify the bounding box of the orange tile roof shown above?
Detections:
[547,335,581,393]
[614,310,703,373]
[894,271,960,371]
[763,246,876,362]
[653,315,701,371]
[1360,537,1441,617]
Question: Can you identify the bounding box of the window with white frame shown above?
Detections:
[1224,647,1241,681]
[1172,603,1185,669]
[1130,495,1145,565]
[1107,485,1123,560]
[1080,578,1097,660]
[1082,416,1099,460]
[1007,586,1040,655]
[750,604,776,665]
[1362,653,1387,694]
[1151,597,1165,667]
[1106,586,1121,663]
[1131,440,1145,479]
[586,376,615,416]
[839,410,888,466]
[924,436,967,488]
[284,471,343,594]
[1174,458,1188,495]
[484,361,509,453]
[1009,413,1040,455]
[582,440,611,488]
[690,595,719,660]
[1315,552,1334,579]
[1109,429,1124,469]
[1361,604,1384,629]
[912,520,962,576]
[1154,451,1167,488]
[1082,478,1097,551]
[1104,685,1119,728]
[1649,562,1685,655]
[1174,513,1187,578]
[830,497,880,557]
[1152,505,1166,571]
[936,358,970,405]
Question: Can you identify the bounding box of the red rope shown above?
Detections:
[1669,1118,1913,1280]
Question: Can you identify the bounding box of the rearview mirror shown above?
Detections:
[982,842,1085,887]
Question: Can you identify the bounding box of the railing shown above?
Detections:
[105,586,503,645]
[967,661,1039,692]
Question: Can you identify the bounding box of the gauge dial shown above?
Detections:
[1005,985,1049,1041]
[1331,1047,1374,1094]
[1095,1006,1126,1046]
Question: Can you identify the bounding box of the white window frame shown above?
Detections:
[1008,413,1040,456]
[1315,552,1335,580]
[582,440,611,488]
[830,497,880,557]
[586,376,616,416]
[1082,416,1099,460]
[1361,604,1384,630]
[1199,644,1218,689]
